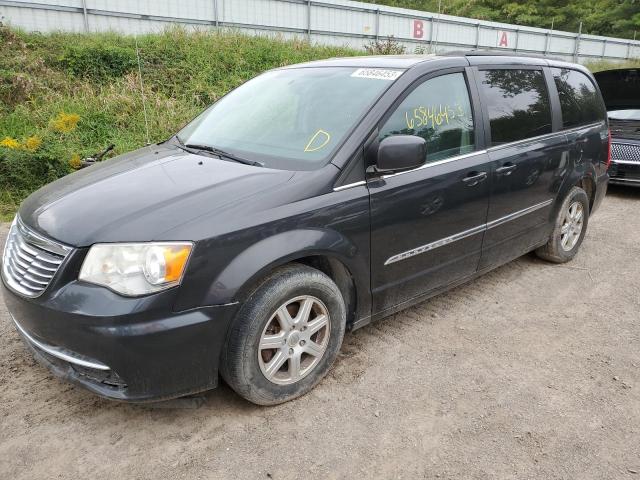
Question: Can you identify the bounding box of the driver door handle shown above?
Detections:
[462,171,487,187]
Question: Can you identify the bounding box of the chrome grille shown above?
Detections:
[2,217,72,298]
[611,142,640,163]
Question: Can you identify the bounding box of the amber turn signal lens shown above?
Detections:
[163,247,191,282]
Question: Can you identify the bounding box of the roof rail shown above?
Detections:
[443,49,564,62]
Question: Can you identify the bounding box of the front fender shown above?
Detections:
[216,228,364,300]
[176,227,371,320]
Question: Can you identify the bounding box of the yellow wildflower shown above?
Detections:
[0,137,20,149]
[52,112,81,133]
[23,136,42,152]
[69,153,82,169]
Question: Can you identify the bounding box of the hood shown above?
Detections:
[19,144,294,246]
[593,68,640,111]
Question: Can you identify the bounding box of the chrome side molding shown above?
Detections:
[384,199,554,266]
[333,180,366,191]
[332,150,489,191]
[485,199,553,230]
[381,149,489,179]
[384,224,486,265]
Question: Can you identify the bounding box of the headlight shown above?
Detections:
[79,242,193,296]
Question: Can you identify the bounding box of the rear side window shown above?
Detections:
[378,72,475,163]
[551,68,605,128]
[478,69,552,146]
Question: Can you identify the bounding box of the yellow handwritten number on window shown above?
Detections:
[405,103,466,130]
[304,130,331,152]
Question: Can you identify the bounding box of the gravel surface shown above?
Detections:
[1,186,639,480]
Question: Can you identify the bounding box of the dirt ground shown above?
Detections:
[1,186,639,480]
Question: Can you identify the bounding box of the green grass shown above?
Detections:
[584,59,640,72]
[0,26,360,220]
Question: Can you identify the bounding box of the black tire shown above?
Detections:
[536,186,590,263]
[220,264,346,405]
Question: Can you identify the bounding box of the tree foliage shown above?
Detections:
[368,0,640,40]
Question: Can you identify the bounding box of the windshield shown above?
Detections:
[177,67,402,170]
[608,109,640,121]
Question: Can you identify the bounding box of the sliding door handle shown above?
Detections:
[462,171,487,187]
[495,163,517,175]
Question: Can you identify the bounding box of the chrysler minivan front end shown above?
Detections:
[2,215,241,401]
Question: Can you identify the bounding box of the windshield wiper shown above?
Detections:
[174,134,187,149]
[184,143,264,167]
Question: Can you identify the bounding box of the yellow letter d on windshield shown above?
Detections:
[304,130,331,153]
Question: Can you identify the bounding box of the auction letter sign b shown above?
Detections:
[413,19,424,39]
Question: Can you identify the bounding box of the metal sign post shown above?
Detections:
[573,22,582,62]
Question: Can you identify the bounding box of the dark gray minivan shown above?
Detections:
[2,53,609,405]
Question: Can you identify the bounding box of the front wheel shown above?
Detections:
[536,186,590,263]
[221,264,346,405]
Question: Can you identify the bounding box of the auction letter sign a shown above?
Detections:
[496,30,513,48]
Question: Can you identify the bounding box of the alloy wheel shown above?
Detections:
[258,295,331,385]
[560,201,584,251]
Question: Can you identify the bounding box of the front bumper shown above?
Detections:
[609,140,640,186]
[609,160,640,186]
[2,278,238,402]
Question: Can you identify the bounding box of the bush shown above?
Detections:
[59,44,137,81]
[364,36,407,55]
[0,147,70,196]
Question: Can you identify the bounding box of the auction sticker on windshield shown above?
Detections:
[351,68,403,81]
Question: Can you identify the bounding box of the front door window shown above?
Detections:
[378,72,475,163]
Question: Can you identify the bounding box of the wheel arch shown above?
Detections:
[576,175,596,211]
[293,255,358,328]
[554,161,598,220]
[206,228,371,328]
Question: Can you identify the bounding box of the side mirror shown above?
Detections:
[376,135,427,173]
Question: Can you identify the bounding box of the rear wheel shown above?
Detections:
[221,264,346,405]
[536,186,589,263]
